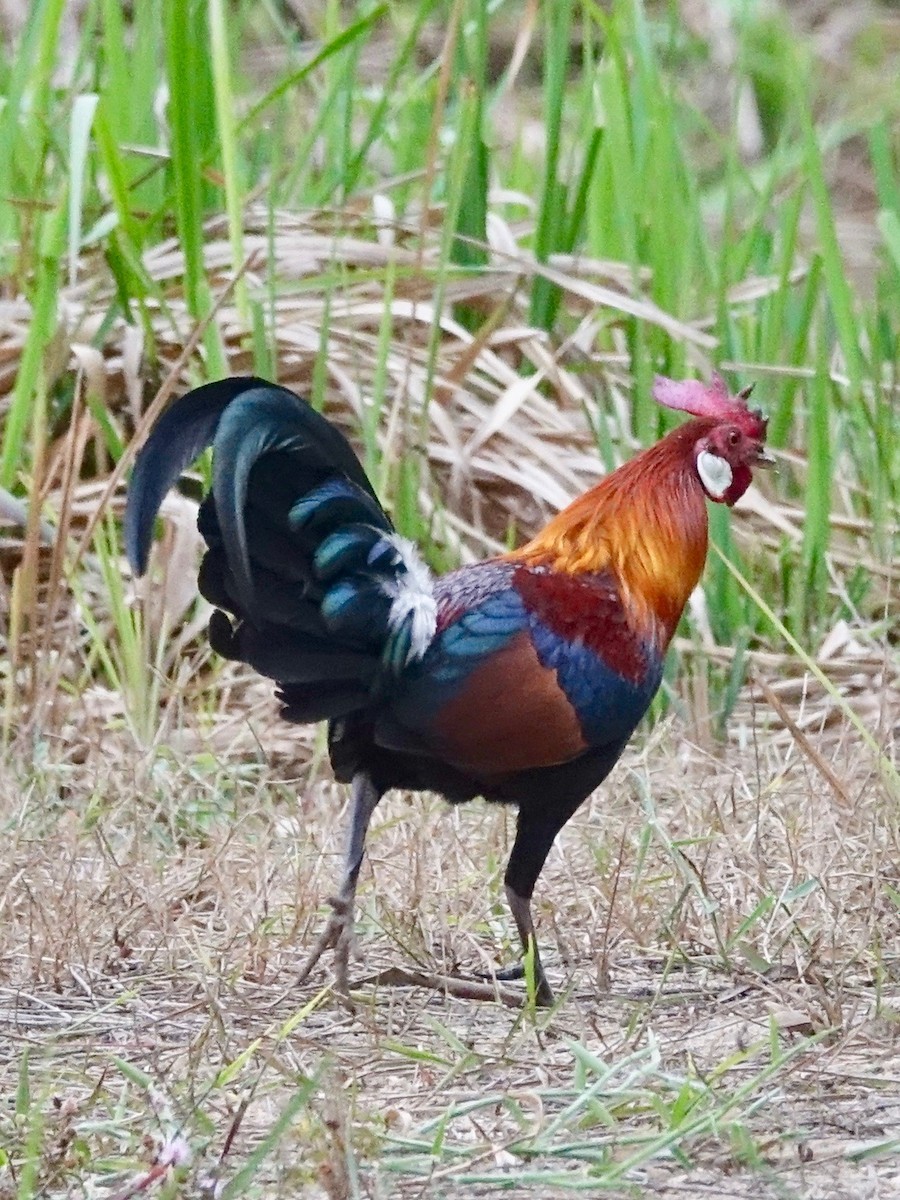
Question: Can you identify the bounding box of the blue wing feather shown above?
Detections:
[382,562,662,774]
[528,618,663,744]
[431,592,527,675]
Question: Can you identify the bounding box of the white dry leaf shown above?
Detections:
[80,685,123,723]
[147,492,203,632]
[817,620,870,663]
[467,368,547,456]
[70,342,107,408]
[486,186,534,212]
[533,258,717,348]
[687,586,717,652]
[766,1006,817,1035]
[372,192,396,248]
[733,482,801,541]
[384,1106,413,1134]
[514,1090,545,1138]
[274,815,304,840]
[486,210,520,259]
[121,322,145,425]
[0,486,55,544]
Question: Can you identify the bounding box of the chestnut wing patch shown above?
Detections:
[382,570,662,778]
[425,630,588,775]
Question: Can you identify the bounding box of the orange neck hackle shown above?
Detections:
[510,419,717,644]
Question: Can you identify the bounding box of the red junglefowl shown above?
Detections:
[125,372,771,1005]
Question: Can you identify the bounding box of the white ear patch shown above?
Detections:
[696,450,733,500]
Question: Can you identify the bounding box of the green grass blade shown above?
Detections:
[450,0,489,273]
[208,0,249,323]
[219,1076,317,1200]
[162,0,225,374]
[236,4,389,140]
[67,93,99,287]
[529,0,573,329]
[800,337,833,631]
[792,80,864,393]
[0,204,65,487]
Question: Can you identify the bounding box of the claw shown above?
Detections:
[296,895,356,994]
[491,962,525,983]
[474,960,555,1006]
[295,772,382,1001]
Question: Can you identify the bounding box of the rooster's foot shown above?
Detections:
[296,895,356,997]
[478,961,555,1006]
[491,963,525,982]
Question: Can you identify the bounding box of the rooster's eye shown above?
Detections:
[728,430,740,447]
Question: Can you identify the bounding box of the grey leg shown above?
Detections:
[296,771,383,995]
[503,883,555,1007]
[497,799,588,1008]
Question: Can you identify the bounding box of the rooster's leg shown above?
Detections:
[502,885,554,1006]
[499,802,582,1006]
[297,771,382,995]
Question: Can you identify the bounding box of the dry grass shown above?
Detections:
[1,677,899,1196]
[0,2,898,1191]
[2,209,895,740]
[0,202,897,1197]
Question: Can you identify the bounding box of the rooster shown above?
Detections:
[125,372,771,1005]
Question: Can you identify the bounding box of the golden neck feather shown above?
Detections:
[509,422,714,643]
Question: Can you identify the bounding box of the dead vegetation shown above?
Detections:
[0,0,898,1195]
[1,700,898,1197]
[0,192,897,1200]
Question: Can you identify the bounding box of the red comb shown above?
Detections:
[652,372,767,440]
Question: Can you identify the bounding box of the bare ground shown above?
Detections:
[1,681,898,1197]
[0,2,897,1187]
[0,194,894,1194]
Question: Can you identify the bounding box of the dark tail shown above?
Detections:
[125,377,436,723]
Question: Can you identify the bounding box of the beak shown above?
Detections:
[753,447,777,468]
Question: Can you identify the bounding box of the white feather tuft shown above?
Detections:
[379,533,437,663]
[696,450,733,501]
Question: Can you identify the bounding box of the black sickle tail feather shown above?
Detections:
[125,377,436,723]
